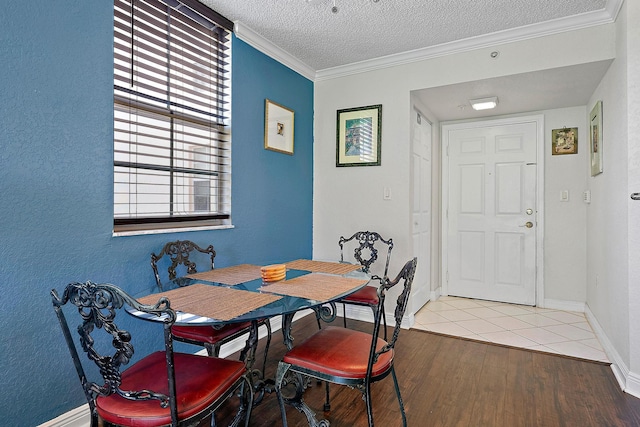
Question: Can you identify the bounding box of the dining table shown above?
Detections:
[128,259,370,425]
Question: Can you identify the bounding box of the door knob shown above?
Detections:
[520,221,534,228]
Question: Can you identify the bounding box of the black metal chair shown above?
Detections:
[338,231,393,340]
[275,258,417,427]
[151,240,272,376]
[51,281,253,427]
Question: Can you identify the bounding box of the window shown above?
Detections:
[113,0,233,233]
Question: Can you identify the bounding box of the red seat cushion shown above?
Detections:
[171,321,253,344]
[283,326,393,379]
[96,351,245,427]
[343,285,379,305]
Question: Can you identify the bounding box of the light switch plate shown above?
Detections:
[383,186,391,200]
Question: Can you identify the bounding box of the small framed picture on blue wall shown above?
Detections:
[265,99,294,155]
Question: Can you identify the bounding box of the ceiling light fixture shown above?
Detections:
[469,96,498,111]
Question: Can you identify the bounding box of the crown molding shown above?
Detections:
[233,21,316,81]
[233,0,622,82]
[315,0,622,81]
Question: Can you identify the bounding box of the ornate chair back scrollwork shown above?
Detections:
[150,240,272,377]
[339,231,394,279]
[51,281,252,427]
[275,258,418,427]
[338,231,394,339]
[151,240,216,290]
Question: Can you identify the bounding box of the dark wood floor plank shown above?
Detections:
[208,315,640,426]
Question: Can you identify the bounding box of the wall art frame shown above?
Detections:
[589,100,603,176]
[551,127,578,155]
[336,104,382,167]
[264,99,294,155]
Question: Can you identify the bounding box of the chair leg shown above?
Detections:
[261,320,272,378]
[275,362,291,427]
[213,342,222,357]
[242,376,254,427]
[342,302,348,328]
[323,381,331,412]
[204,342,216,357]
[382,309,388,341]
[364,380,375,427]
[315,308,322,330]
[391,367,407,427]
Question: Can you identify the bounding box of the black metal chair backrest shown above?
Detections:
[339,231,393,279]
[51,282,177,424]
[151,240,216,289]
[367,258,417,378]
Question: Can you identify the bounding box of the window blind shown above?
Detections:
[114,0,232,231]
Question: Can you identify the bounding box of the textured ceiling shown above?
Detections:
[199,0,607,71]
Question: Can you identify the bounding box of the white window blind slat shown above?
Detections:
[114,0,231,231]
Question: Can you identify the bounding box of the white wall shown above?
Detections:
[543,106,589,305]
[314,24,616,320]
[586,0,631,380]
[626,0,640,395]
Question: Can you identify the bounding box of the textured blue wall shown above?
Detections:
[0,1,313,425]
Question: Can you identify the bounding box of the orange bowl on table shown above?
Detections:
[261,264,286,282]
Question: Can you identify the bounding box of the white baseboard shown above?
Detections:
[626,371,640,399]
[584,304,640,399]
[542,298,586,312]
[38,404,90,427]
[343,303,412,329]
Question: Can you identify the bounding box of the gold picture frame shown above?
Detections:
[336,104,382,167]
[551,127,578,155]
[589,101,603,176]
[264,99,294,155]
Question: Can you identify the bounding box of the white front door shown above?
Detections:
[443,117,540,305]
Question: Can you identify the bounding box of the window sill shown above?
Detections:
[113,224,235,237]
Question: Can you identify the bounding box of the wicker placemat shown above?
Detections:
[259,273,368,302]
[186,264,263,285]
[138,283,282,321]
[285,259,363,275]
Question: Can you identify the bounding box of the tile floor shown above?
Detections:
[413,296,609,363]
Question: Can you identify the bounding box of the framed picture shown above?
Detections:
[551,127,578,155]
[589,101,603,176]
[264,99,294,155]
[336,104,382,167]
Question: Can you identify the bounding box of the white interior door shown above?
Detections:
[443,118,539,305]
[411,109,431,310]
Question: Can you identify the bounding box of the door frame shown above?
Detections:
[441,114,545,306]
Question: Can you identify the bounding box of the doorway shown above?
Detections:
[442,115,544,305]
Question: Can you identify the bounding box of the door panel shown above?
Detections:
[446,121,537,305]
[411,111,431,310]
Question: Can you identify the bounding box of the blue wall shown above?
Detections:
[0,1,313,425]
